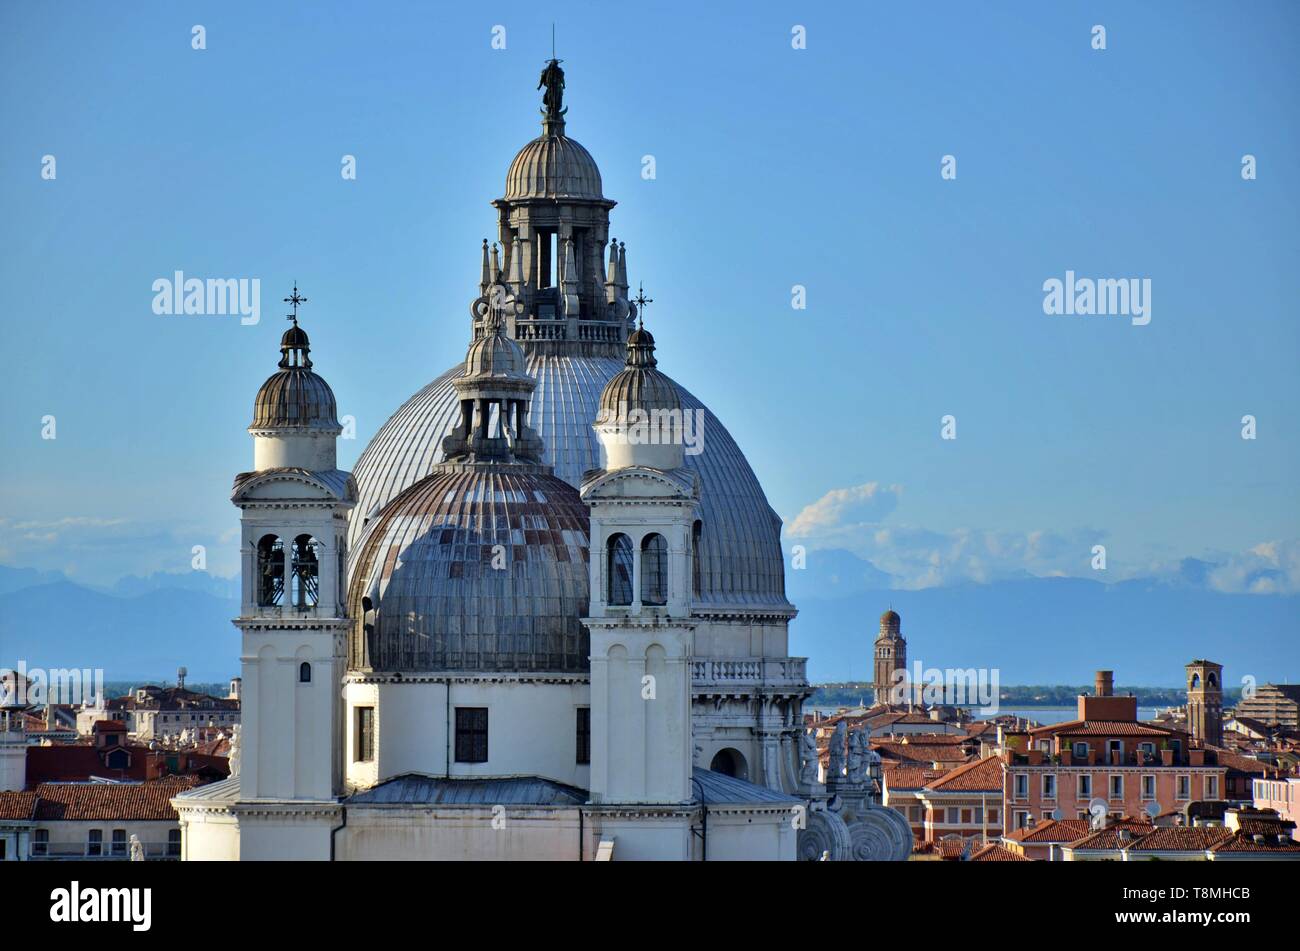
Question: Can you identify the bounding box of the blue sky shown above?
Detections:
[1,1,1297,591]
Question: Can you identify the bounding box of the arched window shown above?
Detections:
[640,533,668,605]
[1190,673,1201,689]
[607,534,634,606]
[1207,672,1218,688]
[299,662,312,683]
[257,535,284,606]
[691,520,703,598]
[290,535,320,609]
[710,748,748,780]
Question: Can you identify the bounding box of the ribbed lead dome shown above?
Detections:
[505,133,604,201]
[348,353,791,611]
[250,324,340,430]
[598,326,681,421]
[348,467,590,673]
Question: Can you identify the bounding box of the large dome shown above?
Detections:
[505,133,604,201]
[348,352,791,611]
[348,466,590,673]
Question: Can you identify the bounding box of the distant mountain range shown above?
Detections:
[1,557,1297,686]
[786,550,1300,686]
[0,567,239,681]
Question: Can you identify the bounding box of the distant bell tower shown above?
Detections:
[232,286,355,859]
[872,610,907,705]
[1185,659,1223,748]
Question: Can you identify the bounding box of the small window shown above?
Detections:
[1015,811,1031,829]
[575,707,590,765]
[1014,774,1028,799]
[988,808,999,823]
[1043,774,1057,799]
[606,533,634,606]
[1142,775,1156,800]
[455,707,489,764]
[88,829,103,857]
[111,829,127,857]
[640,533,668,605]
[32,829,48,857]
[299,662,312,684]
[1177,775,1190,800]
[1078,774,1092,797]
[1207,775,1219,799]
[1110,775,1124,800]
[167,828,181,857]
[355,707,375,763]
[1073,742,1088,758]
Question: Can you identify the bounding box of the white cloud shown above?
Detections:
[787,482,902,539]
[784,482,1300,594]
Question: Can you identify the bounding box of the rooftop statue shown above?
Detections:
[538,58,565,118]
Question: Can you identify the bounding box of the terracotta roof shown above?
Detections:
[926,755,1003,792]
[1004,818,1092,844]
[1067,825,1155,851]
[1211,748,1273,774]
[1127,827,1233,852]
[0,791,38,821]
[1029,720,1173,737]
[32,777,201,821]
[936,838,967,859]
[883,766,947,791]
[872,741,971,765]
[970,843,1030,862]
[1209,833,1300,853]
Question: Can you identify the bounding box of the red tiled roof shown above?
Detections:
[1209,833,1300,853]
[883,766,947,791]
[1004,818,1092,844]
[0,791,38,821]
[970,843,1030,862]
[926,755,1002,792]
[32,777,201,821]
[1067,827,1152,851]
[937,838,967,859]
[1029,720,1173,737]
[1127,827,1232,852]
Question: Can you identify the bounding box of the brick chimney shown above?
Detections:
[1095,670,1114,697]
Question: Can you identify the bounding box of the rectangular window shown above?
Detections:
[1078,774,1092,798]
[455,707,489,764]
[1015,810,1030,829]
[988,808,999,823]
[32,830,48,857]
[575,707,590,765]
[1177,775,1190,800]
[1073,742,1088,758]
[168,829,181,857]
[972,806,983,823]
[88,829,103,857]
[355,706,375,763]
[111,828,127,856]
[960,808,973,824]
[1043,774,1057,799]
[1014,774,1028,799]
[1110,775,1123,800]
[1142,775,1156,800]
[1207,775,1219,799]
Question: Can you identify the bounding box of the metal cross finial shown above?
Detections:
[632,282,652,329]
[284,282,308,325]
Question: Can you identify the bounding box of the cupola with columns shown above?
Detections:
[476,58,637,356]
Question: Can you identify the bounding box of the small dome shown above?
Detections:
[281,323,310,351]
[348,467,590,673]
[597,325,680,422]
[251,369,340,430]
[505,133,603,201]
[879,609,901,636]
[465,330,526,378]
